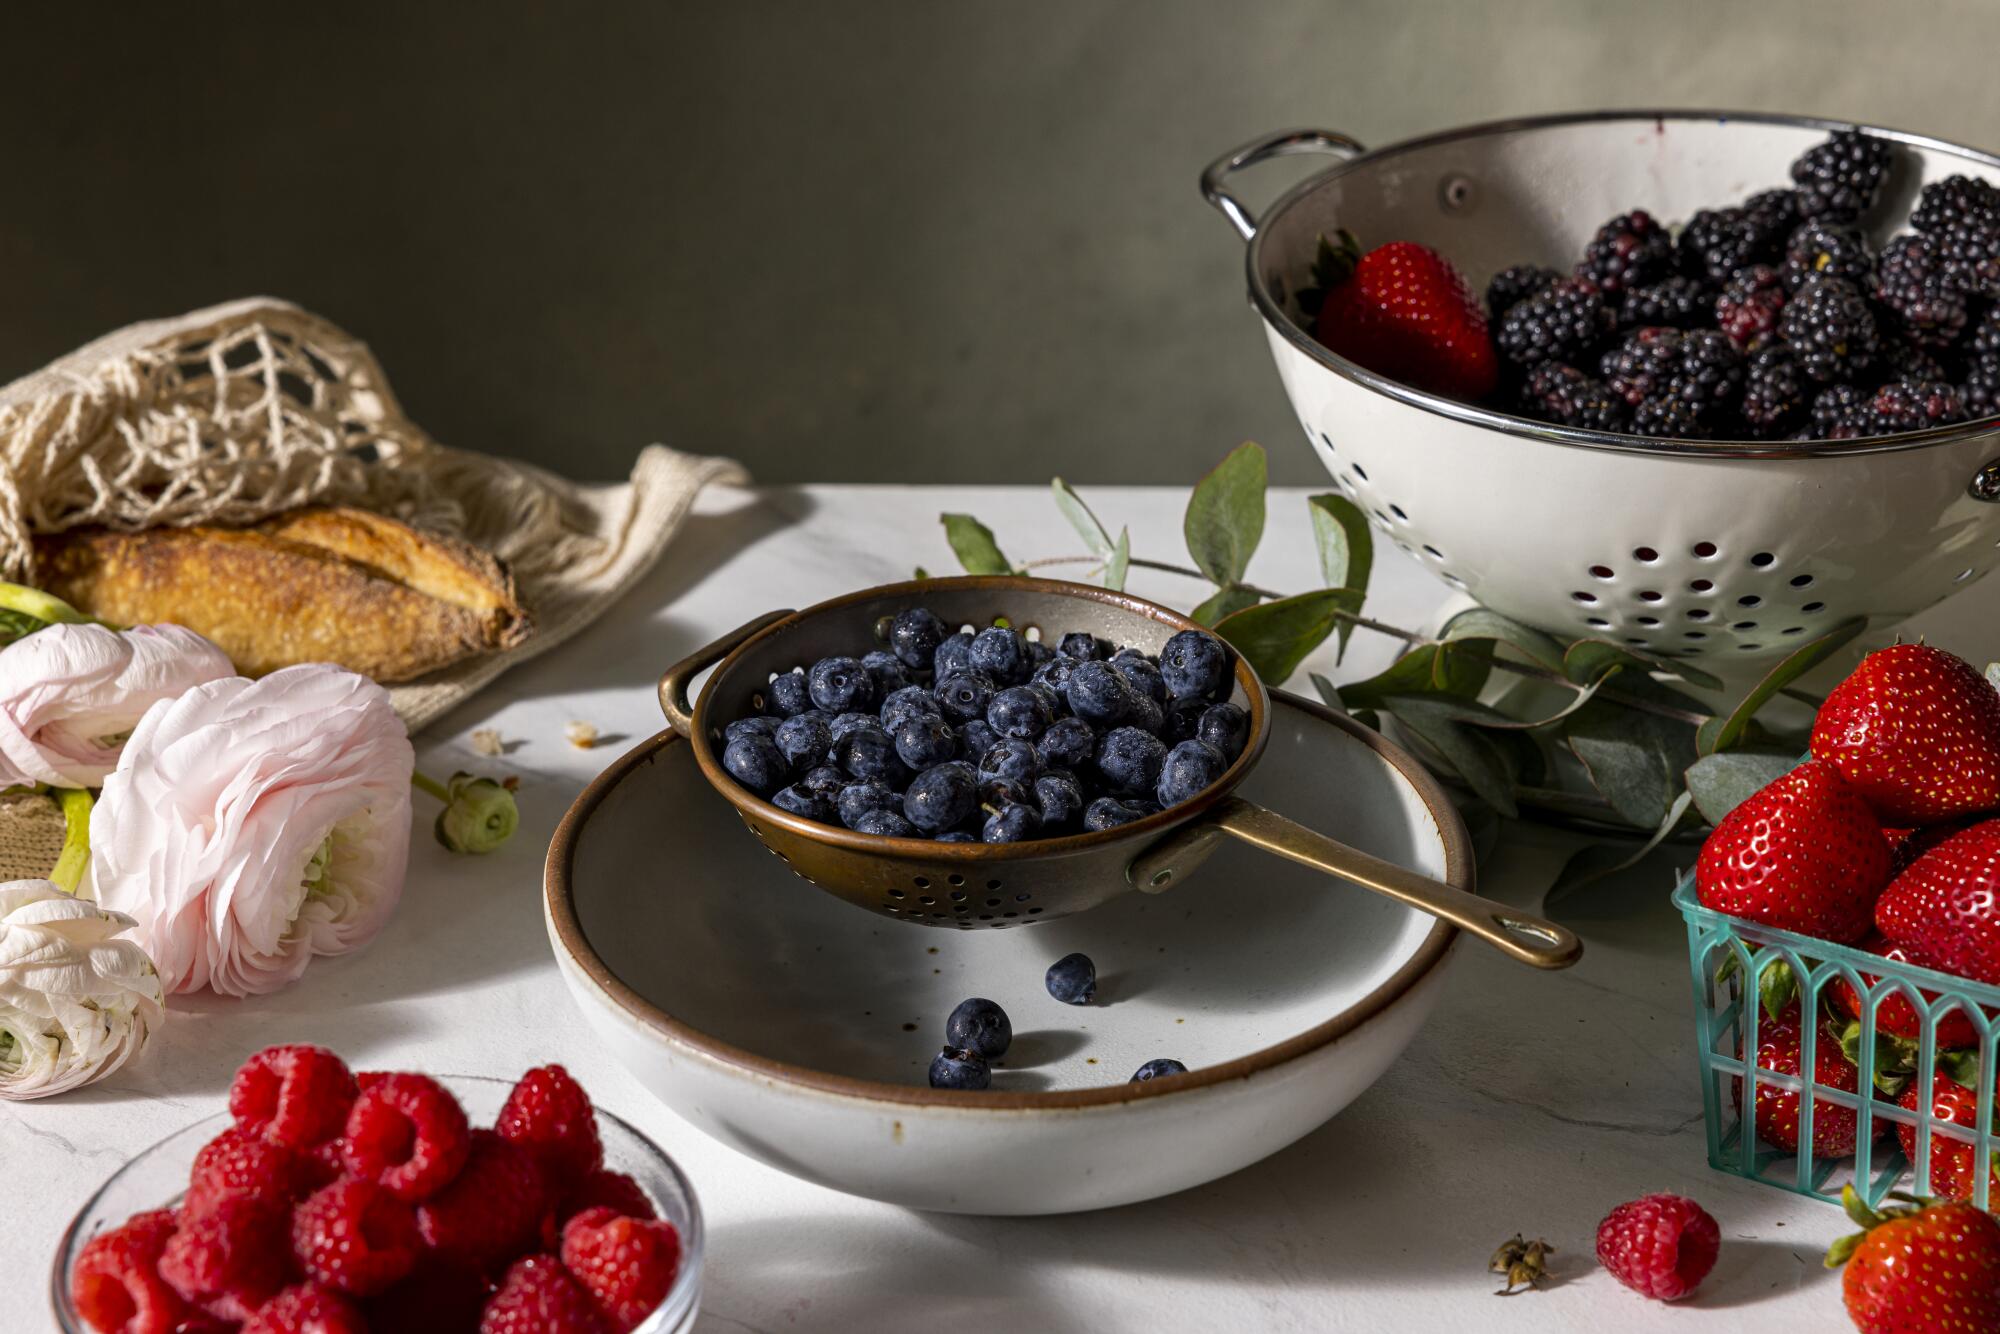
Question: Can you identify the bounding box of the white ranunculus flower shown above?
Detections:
[0,879,163,1100]
[91,665,414,997]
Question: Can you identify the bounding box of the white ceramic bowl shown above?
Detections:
[545,692,1464,1215]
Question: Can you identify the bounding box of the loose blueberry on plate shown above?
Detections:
[861,649,910,696]
[837,778,900,829]
[1083,795,1152,831]
[1064,659,1132,725]
[1096,726,1167,795]
[1156,739,1228,807]
[890,607,948,670]
[936,670,995,722]
[775,712,833,770]
[809,656,877,714]
[945,998,1013,1058]
[983,800,1042,842]
[767,669,813,717]
[978,737,1042,787]
[838,724,910,785]
[933,631,976,680]
[1037,716,1095,771]
[987,685,1053,740]
[854,808,918,837]
[1058,631,1104,660]
[723,733,789,794]
[1045,952,1096,1005]
[970,626,1030,684]
[905,761,978,832]
[894,714,958,770]
[1161,629,1228,701]
[1131,1059,1188,1082]
[929,1045,991,1091]
[1197,701,1249,761]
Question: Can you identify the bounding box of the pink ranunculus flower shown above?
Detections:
[91,665,415,996]
[0,623,233,789]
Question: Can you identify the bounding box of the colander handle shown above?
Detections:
[658,609,797,737]
[1126,796,1582,970]
[1200,128,1366,242]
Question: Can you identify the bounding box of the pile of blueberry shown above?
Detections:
[927,952,1188,1090]
[719,608,1249,842]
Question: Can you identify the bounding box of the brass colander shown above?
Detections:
[659,576,1579,969]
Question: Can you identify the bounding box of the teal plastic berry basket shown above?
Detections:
[1675,875,2000,1211]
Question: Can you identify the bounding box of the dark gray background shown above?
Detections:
[7,1,1995,485]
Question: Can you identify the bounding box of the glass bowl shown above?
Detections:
[50,1073,703,1333]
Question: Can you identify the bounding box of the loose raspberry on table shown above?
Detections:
[342,1071,471,1202]
[480,1253,610,1334]
[497,1064,604,1180]
[417,1128,549,1271]
[230,1045,359,1151]
[70,1208,189,1334]
[185,1126,307,1217]
[1595,1193,1720,1301]
[159,1194,294,1322]
[291,1177,422,1298]
[562,1169,657,1225]
[562,1206,684,1332]
[242,1282,368,1334]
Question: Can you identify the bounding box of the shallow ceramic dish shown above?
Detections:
[546,691,1464,1215]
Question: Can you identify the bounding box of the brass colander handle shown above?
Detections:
[1126,797,1582,970]
[659,610,797,736]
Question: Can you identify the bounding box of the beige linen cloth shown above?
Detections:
[0,297,746,877]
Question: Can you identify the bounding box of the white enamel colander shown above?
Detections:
[1202,111,2000,685]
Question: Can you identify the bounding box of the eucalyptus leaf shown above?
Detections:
[1103,526,1130,592]
[1549,789,1695,894]
[1380,692,1549,789]
[1213,588,1358,683]
[1307,493,1372,658]
[1051,478,1113,557]
[1698,617,1866,755]
[1309,672,1345,714]
[1183,442,1267,587]
[940,513,1012,576]
[1192,584,1260,627]
[1684,749,1798,825]
[1339,645,1446,711]
[1565,696,1692,829]
[1457,668,1616,730]
[1439,608,1564,673]
[1564,638,1724,692]
[1433,638,1493,698]
[1382,694,1520,818]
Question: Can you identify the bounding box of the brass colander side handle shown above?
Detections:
[1126,797,1582,970]
[658,609,797,736]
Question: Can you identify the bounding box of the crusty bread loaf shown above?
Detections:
[35,507,531,682]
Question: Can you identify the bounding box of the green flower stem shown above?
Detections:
[0,582,91,626]
[50,788,93,893]
[413,769,520,854]
[411,771,451,803]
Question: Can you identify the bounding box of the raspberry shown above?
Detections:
[242,1282,368,1334]
[342,1072,471,1202]
[497,1065,603,1180]
[291,1177,422,1298]
[230,1045,359,1150]
[480,1253,609,1334]
[159,1194,294,1322]
[364,1264,491,1334]
[417,1128,549,1271]
[69,1209,190,1334]
[561,1206,683,1332]
[562,1170,657,1225]
[1595,1193,1721,1301]
[185,1126,307,1217]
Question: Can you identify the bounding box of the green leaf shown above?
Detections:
[1432,638,1493,698]
[1838,1019,1918,1097]
[1183,442,1267,588]
[1549,790,1695,893]
[1341,641,1492,711]
[1438,608,1564,673]
[1758,959,1799,1025]
[912,565,931,580]
[940,513,1012,575]
[1684,749,1798,825]
[1565,692,1697,829]
[1382,694,1521,818]
[1103,527,1130,592]
[1309,672,1345,713]
[1051,478,1113,557]
[1563,638,1724,692]
[1306,493,1372,659]
[1213,588,1359,684]
[1699,617,1868,755]
[1191,584,1261,627]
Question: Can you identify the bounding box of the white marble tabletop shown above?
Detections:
[15,482,2000,1333]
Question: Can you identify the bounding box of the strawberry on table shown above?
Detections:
[1827,1186,2000,1333]
[1810,643,2000,826]
[1309,231,1499,400]
[1875,818,2000,986]
[1695,759,1890,942]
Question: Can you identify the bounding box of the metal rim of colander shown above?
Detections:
[543,689,1466,1109]
[1245,107,2000,459]
[679,576,1273,862]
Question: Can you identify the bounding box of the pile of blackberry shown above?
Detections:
[719,609,1249,843]
[1488,128,2000,441]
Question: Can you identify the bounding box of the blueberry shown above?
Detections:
[1027,680,1064,719]
[970,626,1030,685]
[1027,638,1055,666]
[1156,738,1228,808]
[1034,770,1083,829]
[1064,659,1133,725]
[934,831,977,843]
[928,1045,991,1091]
[1111,654,1166,703]
[861,649,910,696]
[1084,795,1152,831]
[722,734,788,794]
[837,778,900,829]
[774,711,833,771]
[905,761,978,832]
[879,684,942,734]
[724,715,780,744]
[1037,716,1096,771]
[987,685,1053,740]
[1196,702,1249,762]
[1045,952,1096,1005]
[936,671,995,722]
[766,670,813,717]
[1130,1058,1188,1082]
[1031,656,1077,697]
[854,808,919,838]
[800,764,848,800]
[1058,631,1105,660]
[933,631,975,679]
[978,737,1042,787]
[1096,726,1167,795]
[894,714,958,770]
[772,783,834,821]
[958,718,999,760]
[982,800,1042,842]
[945,998,1012,1058]
[829,711,878,746]
[1161,630,1229,701]
[890,607,948,670]
[838,724,910,785]
[1163,697,1206,743]
[979,776,1033,808]
[1124,692,1164,735]
[808,656,876,714]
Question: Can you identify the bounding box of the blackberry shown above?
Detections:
[1874,233,1970,347]
[1878,333,1949,385]
[1669,330,1746,417]
[1522,363,1629,430]
[1485,265,1561,320]
[1789,128,1893,222]
[1780,219,1875,293]
[1630,393,1710,439]
[1677,207,1783,285]
[1576,210,1675,294]
[1715,265,1787,348]
[1496,278,1614,368]
[1599,327,1683,405]
[1962,305,2000,416]
[1618,275,1715,330]
[1870,377,1967,433]
[1743,188,1803,239]
[1811,383,1877,438]
[1779,276,1880,383]
[1911,174,2000,297]
[1738,343,1809,438]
